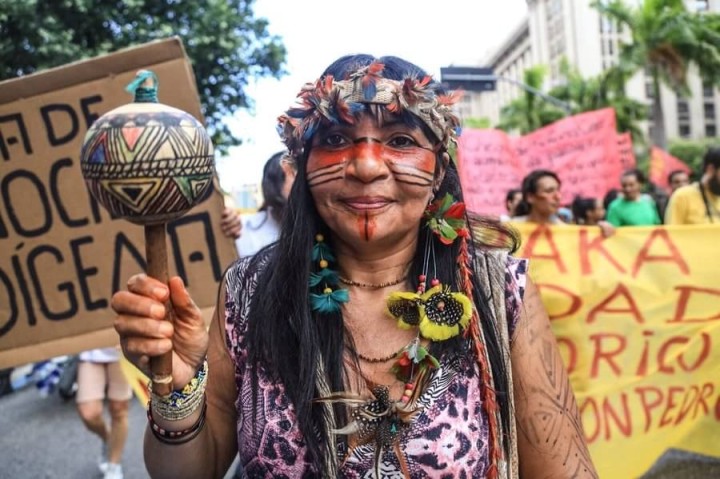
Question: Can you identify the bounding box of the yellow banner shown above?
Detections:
[119,356,150,406]
[511,223,720,478]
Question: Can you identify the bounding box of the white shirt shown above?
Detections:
[79,347,121,363]
[235,209,281,258]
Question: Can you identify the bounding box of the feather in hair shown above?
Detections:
[360,61,385,101]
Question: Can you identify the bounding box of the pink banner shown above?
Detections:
[617,132,636,170]
[459,108,623,216]
[458,129,523,216]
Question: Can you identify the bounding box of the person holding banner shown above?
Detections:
[606,169,661,226]
[668,169,690,193]
[665,147,720,224]
[111,54,597,478]
[511,169,614,237]
[571,196,606,226]
[511,169,565,225]
[499,188,522,222]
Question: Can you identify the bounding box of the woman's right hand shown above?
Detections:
[111,274,209,390]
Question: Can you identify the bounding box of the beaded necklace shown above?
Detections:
[338,275,407,289]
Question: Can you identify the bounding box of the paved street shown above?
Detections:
[0,386,148,479]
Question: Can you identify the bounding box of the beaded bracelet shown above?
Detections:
[147,400,207,445]
[150,358,208,421]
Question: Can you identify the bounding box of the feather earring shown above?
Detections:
[309,234,349,314]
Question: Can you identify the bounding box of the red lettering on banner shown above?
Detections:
[589,333,626,377]
[636,386,663,433]
[669,286,720,323]
[587,284,644,324]
[580,395,632,442]
[673,384,701,426]
[659,386,685,428]
[631,229,689,278]
[580,398,601,443]
[657,333,711,374]
[536,284,581,320]
[578,229,626,275]
[635,330,656,376]
[602,394,632,439]
[695,383,714,419]
[556,337,577,374]
[522,226,567,273]
[583,384,719,443]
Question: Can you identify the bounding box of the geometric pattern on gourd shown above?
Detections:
[92,176,192,217]
[81,157,214,180]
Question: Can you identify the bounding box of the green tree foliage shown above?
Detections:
[496,66,566,134]
[463,117,492,129]
[549,60,648,145]
[592,0,720,148]
[496,62,646,143]
[669,138,718,174]
[0,0,287,153]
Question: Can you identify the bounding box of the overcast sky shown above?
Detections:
[218,0,528,192]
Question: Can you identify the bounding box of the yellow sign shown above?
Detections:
[511,223,720,478]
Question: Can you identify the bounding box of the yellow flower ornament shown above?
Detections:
[386,285,472,341]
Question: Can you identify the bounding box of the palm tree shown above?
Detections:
[496,66,566,134]
[592,0,720,148]
[549,59,648,145]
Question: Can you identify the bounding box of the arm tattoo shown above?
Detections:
[517,300,598,478]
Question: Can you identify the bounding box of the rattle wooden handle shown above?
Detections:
[145,224,173,397]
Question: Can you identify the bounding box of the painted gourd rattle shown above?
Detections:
[80,70,214,396]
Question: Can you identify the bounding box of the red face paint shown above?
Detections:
[355,212,378,241]
[306,149,348,174]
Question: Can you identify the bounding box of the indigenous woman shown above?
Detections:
[112,55,598,478]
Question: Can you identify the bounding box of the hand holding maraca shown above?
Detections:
[111,274,208,390]
[80,70,215,395]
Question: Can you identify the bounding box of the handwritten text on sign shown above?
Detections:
[0,41,237,367]
[459,109,623,216]
[512,223,720,479]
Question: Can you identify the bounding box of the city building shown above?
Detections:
[458,0,719,143]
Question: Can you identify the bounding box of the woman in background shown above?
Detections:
[511,169,564,225]
[235,151,296,257]
[571,196,606,226]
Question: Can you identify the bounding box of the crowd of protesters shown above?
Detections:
[502,146,720,228]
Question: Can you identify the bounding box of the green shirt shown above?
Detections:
[607,196,661,226]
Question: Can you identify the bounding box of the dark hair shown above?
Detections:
[514,169,561,217]
[244,54,517,473]
[667,169,688,185]
[703,147,720,172]
[505,188,521,204]
[622,168,646,184]
[255,151,287,225]
[603,188,620,211]
[571,196,597,224]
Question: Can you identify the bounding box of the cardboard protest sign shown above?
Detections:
[0,38,238,368]
[459,108,623,215]
[510,223,720,478]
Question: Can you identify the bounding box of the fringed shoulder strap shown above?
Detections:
[473,248,519,479]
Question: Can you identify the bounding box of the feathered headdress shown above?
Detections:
[277,61,462,159]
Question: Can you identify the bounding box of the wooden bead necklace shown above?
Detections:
[338,275,407,289]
